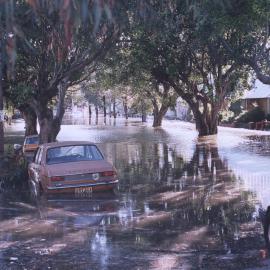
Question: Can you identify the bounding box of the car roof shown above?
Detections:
[41,141,97,150]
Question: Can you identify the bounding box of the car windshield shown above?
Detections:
[46,145,103,165]
[26,136,39,144]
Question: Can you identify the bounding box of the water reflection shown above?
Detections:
[0,122,267,269]
[241,135,270,156]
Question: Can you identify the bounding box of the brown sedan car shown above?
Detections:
[23,135,39,153]
[23,135,39,161]
[28,141,118,196]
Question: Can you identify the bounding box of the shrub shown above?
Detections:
[220,100,245,124]
[236,107,266,123]
[0,154,28,192]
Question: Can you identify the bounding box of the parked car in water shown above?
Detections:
[12,111,22,119]
[23,135,39,154]
[22,135,39,161]
[28,141,118,197]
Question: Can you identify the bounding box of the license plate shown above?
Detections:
[75,187,93,194]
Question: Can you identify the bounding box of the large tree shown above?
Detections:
[0,1,15,154]
[212,0,270,85]
[2,0,129,145]
[94,44,177,127]
[124,0,250,136]
[14,1,126,143]
[6,82,38,136]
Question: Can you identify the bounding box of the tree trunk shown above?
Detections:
[0,38,4,155]
[95,105,98,124]
[22,107,38,136]
[149,82,171,127]
[109,100,112,118]
[152,98,169,127]
[88,104,92,125]
[33,97,56,143]
[88,104,92,118]
[37,107,64,144]
[0,120,3,155]
[141,100,147,122]
[191,102,218,136]
[50,80,67,141]
[37,110,54,143]
[102,95,106,118]
[34,80,67,143]
[113,99,116,118]
[142,113,147,122]
[153,111,165,127]
[123,97,128,119]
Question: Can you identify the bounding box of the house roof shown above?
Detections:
[242,80,270,99]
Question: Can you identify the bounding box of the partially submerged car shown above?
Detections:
[13,135,39,162]
[23,135,39,154]
[28,141,118,196]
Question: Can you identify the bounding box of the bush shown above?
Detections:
[219,110,234,123]
[229,100,243,117]
[0,166,28,191]
[236,107,266,123]
[220,100,244,124]
[0,153,28,192]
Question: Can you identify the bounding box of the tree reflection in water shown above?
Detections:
[0,135,265,270]
[106,140,263,269]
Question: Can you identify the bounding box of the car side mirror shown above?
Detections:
[13,144,22,151]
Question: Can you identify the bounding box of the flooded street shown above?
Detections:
[1,119,270,269]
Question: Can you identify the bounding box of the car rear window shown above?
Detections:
[26,136,39,144]
[46,145,103,165]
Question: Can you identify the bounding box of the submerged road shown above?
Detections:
[1,118,270,269]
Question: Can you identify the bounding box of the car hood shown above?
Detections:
[47,160,114,177]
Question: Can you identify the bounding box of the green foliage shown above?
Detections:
[2,0,129,109]
[229,100,244,118]
[81,80,103,108]
[0,146,28,191]
[0,163,28,190]
[2,0,268,134]
[237,107,266,123]
[220,100,245,123]
[6,83,33,107]
[0,0,128,71]
[205,0,270,84]
[124,0,252,127]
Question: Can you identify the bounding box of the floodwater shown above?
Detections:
[1,119,270,269]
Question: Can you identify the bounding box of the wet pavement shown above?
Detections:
[1,119,270,269]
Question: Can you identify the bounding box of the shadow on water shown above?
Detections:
[0,123,267,269]
[105,141,263,269]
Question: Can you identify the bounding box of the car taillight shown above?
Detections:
[50,176,64,181]
[101,171,116,177]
